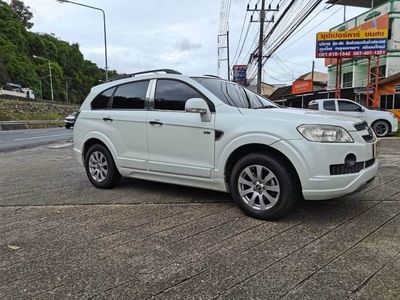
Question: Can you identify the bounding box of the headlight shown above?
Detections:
[297,125,354,143]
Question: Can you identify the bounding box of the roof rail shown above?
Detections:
[104,69,182,83]
[203,74,222,79]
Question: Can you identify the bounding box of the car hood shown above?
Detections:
[239,107,362,131]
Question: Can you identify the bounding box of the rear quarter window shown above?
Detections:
[308,103,318,110]
[91,87,115,110]
[323,100,336,111]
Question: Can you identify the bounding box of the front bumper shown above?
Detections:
[272,137,379,201]
[302,160,378,200]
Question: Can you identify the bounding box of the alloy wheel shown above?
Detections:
[88,151,108,183]
[374,122,389,137]
[237,165,280,211]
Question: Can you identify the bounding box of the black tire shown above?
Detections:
[372,120,390,137]
[65,124,71,129]
[229,153,299,220]
[85,144,121,189]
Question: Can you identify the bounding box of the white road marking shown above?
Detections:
[24,130,49,134]
[14,133,72,142]
[49,142,73,149]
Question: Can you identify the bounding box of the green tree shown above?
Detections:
[10,0,33,29]
[0,0,116,103]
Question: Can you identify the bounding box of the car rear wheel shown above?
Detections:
[229,153,298,220]
[65,124,71,129]
[85,144,121,189]
[372,120,390,137]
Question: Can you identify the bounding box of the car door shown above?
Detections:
[147,79,215,178]
[102,80,150,170]
[321,100,337,112]
[337,100,365,120]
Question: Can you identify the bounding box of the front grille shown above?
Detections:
[365,158,375,169]
[354,121,368,131]
[330,158,376,175]
[330,162,364,175]
[363,134,375,143]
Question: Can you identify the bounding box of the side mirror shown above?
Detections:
[185,98,211,122]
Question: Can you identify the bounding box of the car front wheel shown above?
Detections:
[229,153,299,220]
[372,120,390,137]
[85,144,121,189]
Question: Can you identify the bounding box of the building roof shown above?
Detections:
[326,0,386,8]
[379,72,400,85]
[269,86,292,101]
[297,71,328,83]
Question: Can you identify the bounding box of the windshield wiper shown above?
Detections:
[254,105,277,109]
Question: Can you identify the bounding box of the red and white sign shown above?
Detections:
[292,80,313,95]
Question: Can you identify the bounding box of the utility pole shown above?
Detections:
[257,0,265,94]
[33,55,54,101]
[311,60,315,83]
[248,1,279,93]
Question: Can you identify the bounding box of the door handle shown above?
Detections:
[149,120,163,126]
[103,117,113,122]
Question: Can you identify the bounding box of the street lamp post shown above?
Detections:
[57,0,108,80]
[33,55,54,101]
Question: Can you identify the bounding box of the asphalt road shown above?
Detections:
[1,140,400,299]
[0,127,73,152]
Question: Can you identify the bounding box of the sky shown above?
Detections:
[15,0,367,84]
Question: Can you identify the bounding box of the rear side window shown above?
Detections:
[112,81,149,109]
[91,87,115,110]
[323,100,336,111]
[338,100,362,112]
[154,79,203,111]
[308,103,318,110]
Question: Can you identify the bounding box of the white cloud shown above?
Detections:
[10,0,368,82]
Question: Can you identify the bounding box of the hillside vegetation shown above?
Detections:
[0,0,117,103]
[0,98,78,121]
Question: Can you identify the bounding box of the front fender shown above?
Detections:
[214,133,281,178]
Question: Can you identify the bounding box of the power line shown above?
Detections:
[275,6,341,55]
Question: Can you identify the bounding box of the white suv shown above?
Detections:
[74,69,379,220]
[308,98,398,137]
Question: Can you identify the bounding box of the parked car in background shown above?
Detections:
[65,112,77,129]
[308,99,398,137]
[73,69,379,220]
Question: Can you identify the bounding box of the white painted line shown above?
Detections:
[24,130,49,135]
[49,142,73,149]
[14,133,72,142]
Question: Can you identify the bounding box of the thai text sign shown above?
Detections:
[292,80,313,95]
[316,29,388,58]
[233,65,247,85]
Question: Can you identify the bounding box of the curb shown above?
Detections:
[0,120,64,131]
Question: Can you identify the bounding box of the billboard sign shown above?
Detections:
[316,29,388,58]
[292,80,313,95]
[324,14,389,65]
[233,65,247,85]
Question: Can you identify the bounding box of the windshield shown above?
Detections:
[193,77,277,109]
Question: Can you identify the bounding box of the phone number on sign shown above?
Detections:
[317,50,387,58]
